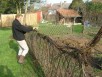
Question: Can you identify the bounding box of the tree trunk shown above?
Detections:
[23,0,28,25]
[19,7,21,14]
[89,26,102,47]
[16,5,19,14]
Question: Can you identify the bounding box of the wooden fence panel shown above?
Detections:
[0,13,39,27]
[0,19,1,27]
[1,14,15,27]
[25,13,37,26]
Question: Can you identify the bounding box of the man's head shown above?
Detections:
[15,14,23,21]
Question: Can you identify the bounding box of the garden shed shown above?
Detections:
[57,8,82,26]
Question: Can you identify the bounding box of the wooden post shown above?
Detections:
[74,17,77,25]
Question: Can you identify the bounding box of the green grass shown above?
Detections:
[72,25,83,33]
[0,28,38,77]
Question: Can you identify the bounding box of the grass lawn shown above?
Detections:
[0,28,38,77]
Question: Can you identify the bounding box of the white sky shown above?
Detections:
[47,0,92,4]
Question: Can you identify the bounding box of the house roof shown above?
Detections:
[49,3,71,10]
[57,8,81,17]
[49,3,60,10]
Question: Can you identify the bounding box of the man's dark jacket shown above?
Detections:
[12,19,33,41]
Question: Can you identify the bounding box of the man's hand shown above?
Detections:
[33,27,38,30]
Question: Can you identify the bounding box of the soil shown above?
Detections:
[50,35,102,53]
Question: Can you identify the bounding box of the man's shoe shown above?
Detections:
[18,55,25,64]
[17,55,20,60]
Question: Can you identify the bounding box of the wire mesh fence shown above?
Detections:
[38,23,100,36]
[25,28,102,77]
[26,23,102,77]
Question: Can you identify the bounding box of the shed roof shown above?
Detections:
[57,8,81,17]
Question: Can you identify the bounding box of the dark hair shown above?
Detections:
[15,14,23,18]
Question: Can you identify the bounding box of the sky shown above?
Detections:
[47,0,92,4]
